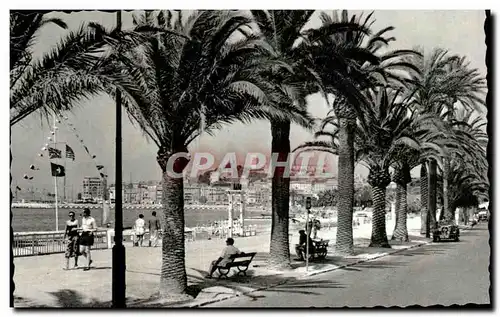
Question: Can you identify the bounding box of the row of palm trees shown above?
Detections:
[10,10,488,300]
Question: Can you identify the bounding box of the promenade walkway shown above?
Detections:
[13,216,427,307]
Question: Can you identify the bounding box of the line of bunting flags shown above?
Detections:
[18,113,108,193]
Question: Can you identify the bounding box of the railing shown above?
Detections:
[13,230,109,257]
[13,225,261,257]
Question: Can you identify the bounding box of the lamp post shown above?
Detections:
[112,9,126,309]
[305,196,311,272]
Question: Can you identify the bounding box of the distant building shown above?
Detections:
[290,181,312,193]
[82,176,106,202]
[184,185,202,204]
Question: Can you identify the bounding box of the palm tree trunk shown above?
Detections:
[420,162,429,236]
[392,165,410,242]
[392,181,409,242]
[368,167,391,248]
[428,159,438,230]
[268,119,291,270]
[369,185,391,248]
[441,158,451,221]
[157,148,191,299]
[335,116,355,255]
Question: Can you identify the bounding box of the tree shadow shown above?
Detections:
[14,289,112,308]
[351,260,408,269]
[461,230,489,236]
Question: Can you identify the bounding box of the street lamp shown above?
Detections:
[305,196,311,272]
[112,10,126,309]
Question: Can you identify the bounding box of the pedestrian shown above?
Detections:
[206,238,240,278]
[79,208,96,271]
[134,214,146,247]
[63,211,79,270]
[148,211,161,247]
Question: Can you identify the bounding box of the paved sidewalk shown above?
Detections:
[13,216,428,307]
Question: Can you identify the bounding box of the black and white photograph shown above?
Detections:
[8,5,493,309]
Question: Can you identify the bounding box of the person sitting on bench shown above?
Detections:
[206,238,240,278]
[294,230,314,261]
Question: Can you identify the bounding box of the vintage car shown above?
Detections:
[432,221,460,242]
[477,209,489,222]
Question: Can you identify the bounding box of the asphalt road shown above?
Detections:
[206,224,491,308]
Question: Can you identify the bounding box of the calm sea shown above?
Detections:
[12,207,272,232]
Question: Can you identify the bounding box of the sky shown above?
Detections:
[10,10,488,195]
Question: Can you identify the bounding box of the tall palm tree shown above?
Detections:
[250,10,317,269]
[296,87,435,247]
[299,11,420,254]
[356,88,437,247]
[403,48,486,226]
[95,10,310,298]
[391,127,449,241]
[438,57,486,221]
[441,107,488,220]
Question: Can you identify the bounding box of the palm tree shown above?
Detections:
[441,107,488,221]
[420,161,429,236]
[438,58,486,221]
[95,10,310,298]
[10,12,115,125]
[296,87,435,247]
[10,11,117,301]
[390,126,449,241]
[298,11,420,254]
[403,48,486,227]
[250,10,317,269]
[356,88,435,247]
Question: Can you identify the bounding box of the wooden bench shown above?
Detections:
[216,252,257,279]
[310,239,329,260]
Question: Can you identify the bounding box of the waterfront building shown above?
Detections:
[82,176,106,202]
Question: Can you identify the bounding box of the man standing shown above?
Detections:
[79,208,97,271]
[148,211,161,247]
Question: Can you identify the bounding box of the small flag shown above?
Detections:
[96,165,104,170]
[66,145,75,161]
[50,163,65,177]
[48,147,62,159]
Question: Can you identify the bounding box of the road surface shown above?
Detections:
[206,224,490,307]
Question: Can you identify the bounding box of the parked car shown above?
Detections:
[432,220,460,242]
[477,209,489,222]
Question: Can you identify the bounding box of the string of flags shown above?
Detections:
[18,113,108,192]
[59,115,108,179]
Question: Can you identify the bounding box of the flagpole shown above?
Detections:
[53,113,59,232]
[63,142,67,203]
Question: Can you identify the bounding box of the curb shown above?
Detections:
[180,239,432,308]
[303,240,430,278]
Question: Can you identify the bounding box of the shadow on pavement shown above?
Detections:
[15,290,112,308]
